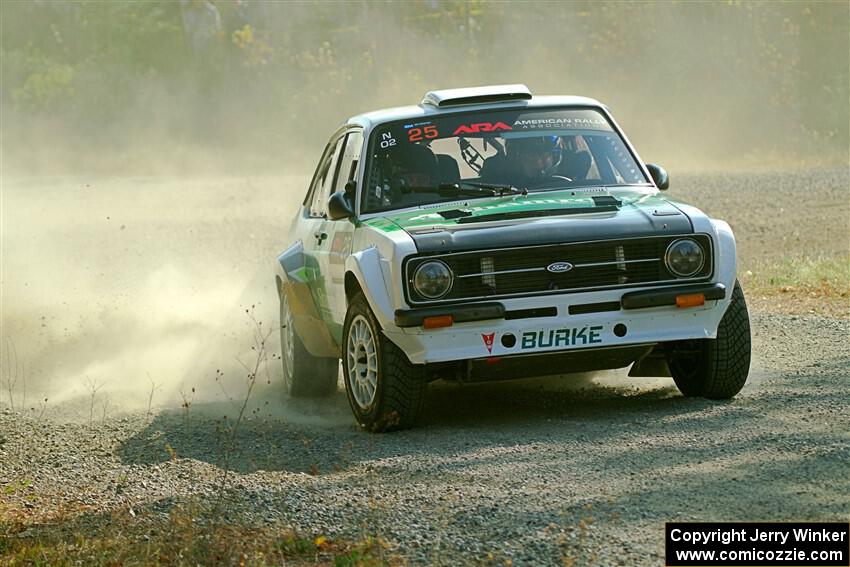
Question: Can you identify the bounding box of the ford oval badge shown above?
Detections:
[547,261,574,273]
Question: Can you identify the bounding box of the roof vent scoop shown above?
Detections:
[421,84,532,108]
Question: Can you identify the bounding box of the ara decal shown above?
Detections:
[452,122,513,136]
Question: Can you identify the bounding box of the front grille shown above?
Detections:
[404,234,713,304]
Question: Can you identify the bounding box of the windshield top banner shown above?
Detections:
[382,109,614,145]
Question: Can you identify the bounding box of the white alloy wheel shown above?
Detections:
[346,314,378,409]
[342,293,427,431]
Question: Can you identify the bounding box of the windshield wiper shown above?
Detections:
[399,181,525,198]
[437,181,526,197]
[524,182,654,194]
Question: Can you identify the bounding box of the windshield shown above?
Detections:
[361,107,649,214]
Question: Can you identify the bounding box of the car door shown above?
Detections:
[298,135,345,336]
[280,135,344,358]
[312,128,364,340]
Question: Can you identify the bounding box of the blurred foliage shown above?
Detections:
[7,53,75,111]
[0,0,847,171]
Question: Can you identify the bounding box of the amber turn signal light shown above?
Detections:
[675,293,705,308]
[423,315,454,329]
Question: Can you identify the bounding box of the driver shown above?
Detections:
[481,135,569,187]
[507,135,564,183]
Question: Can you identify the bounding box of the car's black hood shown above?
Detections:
[381,190,694,254]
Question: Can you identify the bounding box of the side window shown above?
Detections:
[584,135,645,185]
[303,143,333,210]
[332,130,364,193]
[306,137,344,217]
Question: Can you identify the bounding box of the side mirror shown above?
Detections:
[645,163,669,190]
[328,191,354,221]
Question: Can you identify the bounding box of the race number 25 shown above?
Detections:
[408,125,439,142]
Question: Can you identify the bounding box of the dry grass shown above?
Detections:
[741,253,849,318]
[0,501,393,566]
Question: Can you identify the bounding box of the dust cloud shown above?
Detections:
[1,2,847,419]
[1,175,304,418]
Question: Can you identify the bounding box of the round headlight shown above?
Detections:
[413,260,453,299]
[665,238,705,277]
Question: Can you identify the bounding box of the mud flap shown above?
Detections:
[277,245,340,359]
[628,347,672,377]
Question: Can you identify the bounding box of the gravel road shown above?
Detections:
[2,169,848,564]
[2,313,848,564]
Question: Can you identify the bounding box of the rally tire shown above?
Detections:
[668,281,751,399]
[342,293,427,432]
[279,286,339,398]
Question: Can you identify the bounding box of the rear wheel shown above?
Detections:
[342,293,427,432]
[279,288,338,397]
[667,281,751,399]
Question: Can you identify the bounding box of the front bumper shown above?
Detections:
[384,283,730,364]
[394,282,725,326]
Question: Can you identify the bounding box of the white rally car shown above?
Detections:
[276,84,751,432]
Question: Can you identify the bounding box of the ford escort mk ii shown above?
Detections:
[275,85,751,431]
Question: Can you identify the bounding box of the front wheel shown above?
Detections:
[667,280,751,399]
[279,287,338,397]
[342,293,427,432]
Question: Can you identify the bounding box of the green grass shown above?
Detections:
[742,253,850,296]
